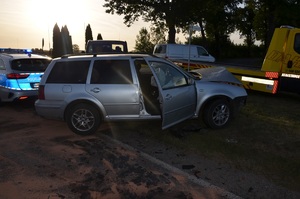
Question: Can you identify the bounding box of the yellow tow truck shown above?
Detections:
[174,26,300,94]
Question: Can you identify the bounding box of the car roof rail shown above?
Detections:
[0,53,13,58]
[61,54,82,59]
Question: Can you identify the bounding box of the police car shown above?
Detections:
[0,48,51,103]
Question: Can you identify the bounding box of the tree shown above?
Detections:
[252,0,300,49]
[150,25,167,45]
[187,0,207,44]
[103,0,193,44]
[52,24,73,58]
[52,23,62,58]
[85,24,93,46]
[61,25,73,55]
[199,0,241,58]
[97,33,103,40]
[235,1,256,47]
[134,27,155,53]
[52,23,73,58]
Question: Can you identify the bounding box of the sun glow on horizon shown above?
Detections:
[27,0,89,29]
[1,0,169,51]
[24,0,96,49]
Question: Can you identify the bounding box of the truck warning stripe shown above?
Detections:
[265,71,279,78]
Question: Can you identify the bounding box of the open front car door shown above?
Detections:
[147,59,197,129]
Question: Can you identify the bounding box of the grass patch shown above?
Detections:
[135,91,300,191]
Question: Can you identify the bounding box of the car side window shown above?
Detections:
[154,45,166,53]
[91,60,133,84]
[294,33,300,54]
[0,59,5,70]
[46,61,90,83]
[197,47,208,56]
[150,62,187,89]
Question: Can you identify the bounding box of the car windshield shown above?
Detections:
[11,59,50,72]
[165,59,198,79]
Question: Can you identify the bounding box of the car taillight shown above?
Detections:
[38,85,45,100]
[6,73,30,79]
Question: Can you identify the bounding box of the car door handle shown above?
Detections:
[165,93,172,101]
[91,87,101,93]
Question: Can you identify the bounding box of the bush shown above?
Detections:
[190,36,265,60]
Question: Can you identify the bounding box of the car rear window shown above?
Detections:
[46,60,90,84]
[91,60,132,84]
[86,41,128,54]
[11,59,50,72]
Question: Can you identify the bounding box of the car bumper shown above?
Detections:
[35,100,65,120]
[0,87,38,102]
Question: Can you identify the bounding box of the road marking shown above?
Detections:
[102,134,243,199]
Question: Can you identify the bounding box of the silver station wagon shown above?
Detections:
[35,54,247,135]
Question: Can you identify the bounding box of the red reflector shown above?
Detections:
[19,96,28,100]
[265,72,279,78]
[272,80,279,94]
[38,85,45,100]
[7,73,29,79]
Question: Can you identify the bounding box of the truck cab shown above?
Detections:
[262,26,300,93]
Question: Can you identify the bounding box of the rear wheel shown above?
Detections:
[203,99,232,129]
[66,103,101,135]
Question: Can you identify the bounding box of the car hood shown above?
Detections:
[192,67,242,84]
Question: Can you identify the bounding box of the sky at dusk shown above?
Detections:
[0,0,242,52]
[0,0,157,51]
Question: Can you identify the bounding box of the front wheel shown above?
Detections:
[203,99,232,129]
[66,103,101,135]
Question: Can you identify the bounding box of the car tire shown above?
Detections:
[66,103,101,135]
[203,99,232,129]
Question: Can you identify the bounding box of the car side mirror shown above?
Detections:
[188,71,202,80]
[188,77,195,85]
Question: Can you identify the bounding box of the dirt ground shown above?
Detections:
[0,100,239,199]
[0,100,299,199]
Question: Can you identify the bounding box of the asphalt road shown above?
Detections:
[0,100,241,199]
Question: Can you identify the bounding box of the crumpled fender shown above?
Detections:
[192,67,242,85]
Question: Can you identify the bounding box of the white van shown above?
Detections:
[153,44,215,62]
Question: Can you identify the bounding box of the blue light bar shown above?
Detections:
[0,48,32,54]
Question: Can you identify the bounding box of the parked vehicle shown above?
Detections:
[35,54,247,135]
[85,40,128,54]
[174,26,300,94]
[0,49,51,103]
[153,43,215,63]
